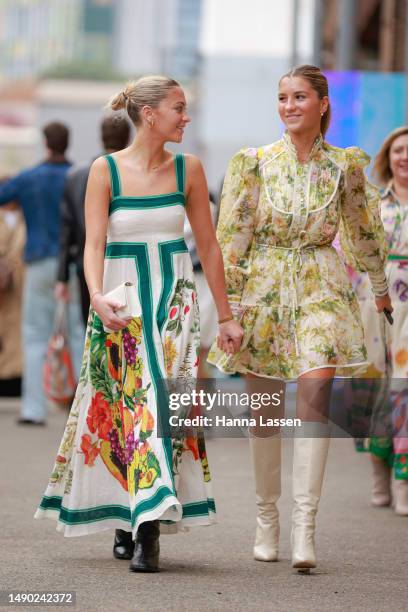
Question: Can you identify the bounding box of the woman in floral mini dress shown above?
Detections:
[209,65,392,572]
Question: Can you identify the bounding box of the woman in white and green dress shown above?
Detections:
[208,65,392,572]
[35,76,243,572]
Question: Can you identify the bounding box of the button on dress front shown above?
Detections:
[35,154,216,536]
[208,134,388,380]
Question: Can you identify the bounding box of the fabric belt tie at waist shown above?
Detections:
[256,243,331,280]
[256,243,330,263]
[254,244,332,357]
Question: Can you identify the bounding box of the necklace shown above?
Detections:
[130,146,169,172]
[149,154,168,172]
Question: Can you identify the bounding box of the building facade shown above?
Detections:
[0,0,81,80]
[112,0,202,79]
[198,0,315,192]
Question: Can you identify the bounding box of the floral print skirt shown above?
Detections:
[35,243,216,536]
[208,245,369,380]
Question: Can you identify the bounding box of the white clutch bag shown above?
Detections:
[103,281,141,332]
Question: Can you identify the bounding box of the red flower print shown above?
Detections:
[186,437,199,460]
[81,434,100,466]
[87,392,113,440]
[105,339,112,347]
[401,456,407,464]
[184,305,190,315]
[169,306,178,319]
[134,402,144,420]
[139,441,149,456]
[56,455,66,463]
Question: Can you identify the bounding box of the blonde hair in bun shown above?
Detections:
[109,75,180,126]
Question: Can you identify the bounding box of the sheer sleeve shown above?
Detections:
[216,148,260,304]
[339,147,388,296]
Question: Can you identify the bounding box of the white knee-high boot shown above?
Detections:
[370,456,392,507]
[291,426,330,571]
[249,434,281,561]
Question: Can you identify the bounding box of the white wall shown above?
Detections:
[36,80,125,164]
[200,0,293,57]
[113,0,177,76]
[198,0,316,193]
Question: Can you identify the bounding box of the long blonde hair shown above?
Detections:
[109,75,180,126]
[373,126,408,186]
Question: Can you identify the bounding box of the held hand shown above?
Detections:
[217,319,244,355]
[374,293,393,315]
[229,302,246,320]
[54,281,70,302]
[92,293,132,331]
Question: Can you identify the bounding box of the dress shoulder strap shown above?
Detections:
[174,153,186,194]
[104,154,121,199]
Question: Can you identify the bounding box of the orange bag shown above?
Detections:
[43,300,77,406]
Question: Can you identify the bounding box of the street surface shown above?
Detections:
[1,398,405,612]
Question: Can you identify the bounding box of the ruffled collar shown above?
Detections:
[282,131,324,163]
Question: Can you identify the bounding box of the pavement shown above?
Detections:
[1,397,406,612]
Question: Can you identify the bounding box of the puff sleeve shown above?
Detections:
[339,147,388,296]
[216,148,260,304]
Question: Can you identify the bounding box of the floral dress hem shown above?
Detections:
[207,357,370,382]
[34,495,216,537]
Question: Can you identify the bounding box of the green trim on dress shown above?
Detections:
[39,496,131,524]
[388,254,408,261]
[157,238,189,334]
[109,193,185,214]
[105,241,174,488]
[105,154,121,199]
[106,153,186,214]
[365,438,408,479]
[39,494,216,525]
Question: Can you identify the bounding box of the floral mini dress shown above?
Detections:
[208,133,388,380]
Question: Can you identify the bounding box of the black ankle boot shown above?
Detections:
[113,529,135,560]
[129,521,160,573]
